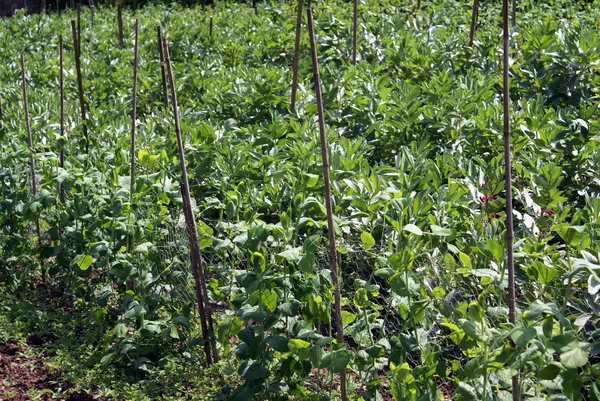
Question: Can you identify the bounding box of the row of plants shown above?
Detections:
[1,0,599,399]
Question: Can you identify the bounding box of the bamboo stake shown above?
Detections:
[290,0,303,110]
[157,26,169,108]
[163,36,218,365]
[71,20,88,153]
[209,16,213,37]
[130,19,139,196]
[252,0,257,16]
[352,0,357,65]
[20,54,42,261]
[502,0,519,400]
[468,0,479,46]
[307,7,347,401]
[117,1,124,48]
[0,96,3,120]
[59,35,65,203]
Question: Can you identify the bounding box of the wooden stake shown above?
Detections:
[0,95,3,120]
[209,16,213,37]
[59,35,65,203]
[20,54,42,259]
[252,0,257,16]
[163,36,218,365]
[352,0,357,65]
[502,0,519,399]
[157,25,169,108]
[71,20,88,153]
[307,7,347,401]
[117,1,124,48]
[130,19,139,196]
[290,0,303,110]
[468,0,479,46]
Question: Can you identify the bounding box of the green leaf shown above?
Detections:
[328,349,353,373]
[538,362,562,380]
[403,224,422,236]
[430,224,451,236]
[511,327,536,348]
[75,254,94,271]
[360,231,376,250]
[261,289,278,312]
[133,242,155,254]
[341,311,357,325]
[560,346,588,369]
[298,253,315,273]
[288,339,311,352]
[458,252,472,268]
[265,336,289,352]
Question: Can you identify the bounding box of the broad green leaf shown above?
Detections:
[360,231,376,250]
[403,224,422,236]
[560,346,588,369]
[75,254,94,271]
[430,224,451,236]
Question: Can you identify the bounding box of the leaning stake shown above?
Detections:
[71,20,89,153]
[352,0,358,65]
[163,36,218,365]
[20,54,42,263]
[130,19,139,196]
[157,26,169,108]
[502,0,519,400]
[290,0,303,109]
[307,7,348,401]
[468,0,479,46]
[59,35,65,203]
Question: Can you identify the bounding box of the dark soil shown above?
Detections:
[0,339,111,401]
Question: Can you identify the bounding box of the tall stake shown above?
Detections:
[468,0,479,46]
[352,0,357,65]
[502,0,519,400]
[21,54,42,258]
[117,1,124,48]
[209,16,213,37]
[290,0,303,110]
[163,36,218,365]
[71,20,89,153]
[307,7,347,401]
[0,96,3,120]
[157,26,169,108]
[130,19,139,196]
[59,35,65,203]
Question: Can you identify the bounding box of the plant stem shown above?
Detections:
[307,7,348,401]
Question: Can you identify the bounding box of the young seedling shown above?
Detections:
[307,7,348,401]
[469,0,479,46]
[290,0,303,110]
[71,20,88,153]
[157,25,169,108]
[20,54,42,274]
[502,0,519,400]
[162,36,218,365]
